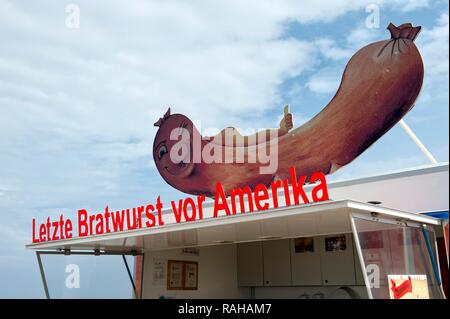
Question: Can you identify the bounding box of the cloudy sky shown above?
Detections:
[0,1,448,298]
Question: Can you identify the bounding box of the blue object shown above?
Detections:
[421,210,449,220]
[421,227,442,285]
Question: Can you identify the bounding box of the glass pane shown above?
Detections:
[39,254,136,298]
[352,216,444,299]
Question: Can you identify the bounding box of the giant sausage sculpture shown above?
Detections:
[152,23,424,197]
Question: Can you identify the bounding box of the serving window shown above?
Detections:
[351,214,444,299]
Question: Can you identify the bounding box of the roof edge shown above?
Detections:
[26,199,441,250]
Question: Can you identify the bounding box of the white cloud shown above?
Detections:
[306,68,342,94]
[0,0,434,140]
[346,25,383,48]
[307,21,384,95]
[391,0,430,12]
[0,2,322,139]
[411,12,449,108]
[418,13,449,77]
[306,10,448,97]
[315,39,353,60]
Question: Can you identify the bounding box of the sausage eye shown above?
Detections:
[157,144,168,160]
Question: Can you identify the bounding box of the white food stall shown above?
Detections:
[27,163,449,299]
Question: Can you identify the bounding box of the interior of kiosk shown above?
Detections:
[30,199,446,299]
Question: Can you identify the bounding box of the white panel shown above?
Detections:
[260,218,289,238]
[286,213,320,237]
[197,224,237,245]
[290,237,322,286]
[320,233,356,286]
[234,221,263,242]
[263,239,292,286]
[325,165,449,213]
[316,208,352,235]
[237,242,263,287]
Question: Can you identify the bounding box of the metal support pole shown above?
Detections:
[139,254,145,299]
[399,119,438,164]
[122,255,137,298]
[36,252,50,299]
[350,214,374,299]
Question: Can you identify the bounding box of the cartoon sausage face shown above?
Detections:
[153,23,424,197]
[153,111,196,184]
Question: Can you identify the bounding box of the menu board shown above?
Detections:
[167,260,184,290]
[184,262,198,290]
[167,260,199,290]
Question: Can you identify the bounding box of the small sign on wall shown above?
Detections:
[152,258,166,285]
[167,260,184,290]
[325,235,347,252]
[182,247,200,256]
[294,237,314,253]
[184,262,198,290]
[167,260,199,290]
[388,275,429,299]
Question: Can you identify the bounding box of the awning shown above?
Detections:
[26,200,441,254]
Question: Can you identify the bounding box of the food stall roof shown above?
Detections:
[26,200,441,254]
